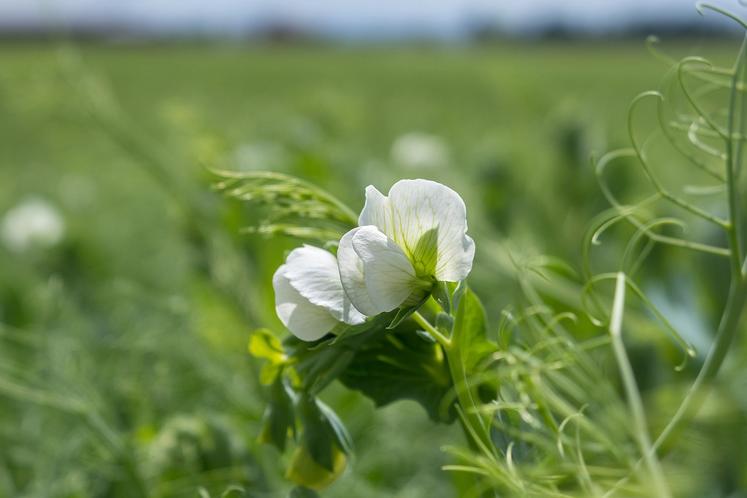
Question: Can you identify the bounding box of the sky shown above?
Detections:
[0,0,739,39]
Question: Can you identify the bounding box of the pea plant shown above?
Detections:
[215,5,747,497]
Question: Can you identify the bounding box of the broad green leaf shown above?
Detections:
[285,313,396,394]
[339,320,456,423]
[285,312,455,423]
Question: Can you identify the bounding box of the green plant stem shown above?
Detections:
[411,312,495,458]
[652,276,747,451]
[652,33,747,454]
[609,273,671,498]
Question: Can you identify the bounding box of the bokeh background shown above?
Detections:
[1,1,745,497]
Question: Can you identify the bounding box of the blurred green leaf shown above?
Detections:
[297,394,349,471]
[258,377,295,452]
[249,328,285,363]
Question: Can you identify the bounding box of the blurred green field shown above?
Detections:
[0,40,743,497]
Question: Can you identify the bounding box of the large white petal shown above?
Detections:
[283,245,365,326]
[351,226,419,313]
[337,228,380,316]
[365,179,474,281]
[273,264,339,341]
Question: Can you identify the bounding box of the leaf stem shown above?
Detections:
[412,311,452,349]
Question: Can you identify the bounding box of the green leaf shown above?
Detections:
[258,377,295,452]
[249,328,286,385]
[297,395,351,471]
[284,312,455,423]
[298,395,334,471]
[452,286,494,373]
[317,399,354,455]
[248,328,285,363]
[338,320,456,423]
[285,313,396,395]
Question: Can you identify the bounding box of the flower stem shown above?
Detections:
[411,311,496,459]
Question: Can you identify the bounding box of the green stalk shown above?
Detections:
[652,277,747,451]
[652,32,747,454]
[609,273,671,498]
[411,312,495,458]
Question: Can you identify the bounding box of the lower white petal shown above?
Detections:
[337,228,380,316]
[352,226,419,313]
[283,245,365,326]
[273,264,339,341]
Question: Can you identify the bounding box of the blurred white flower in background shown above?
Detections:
[233,141,288,171]
[391,132,448,169]
[1,197,65,253]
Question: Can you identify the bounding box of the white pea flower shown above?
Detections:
[391,132,448,169]
[1,197,65,253]
[337,179,474,316]
[273,245,365,341]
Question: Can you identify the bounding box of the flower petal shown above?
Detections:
[351,225,418,313]
[361,179,474,281]
[358,185,393,235]
[337,228,380,316]
[283,245,365,326]
[273,264,339,341]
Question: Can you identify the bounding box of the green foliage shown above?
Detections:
[3,26,747,498]
[258,377,295,452]
[338,319,455,423]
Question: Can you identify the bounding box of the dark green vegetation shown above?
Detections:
[1,40,745,497]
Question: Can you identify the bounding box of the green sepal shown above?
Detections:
[435,312,454,335]
[387,294,429,330]
[432,281,452,314]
